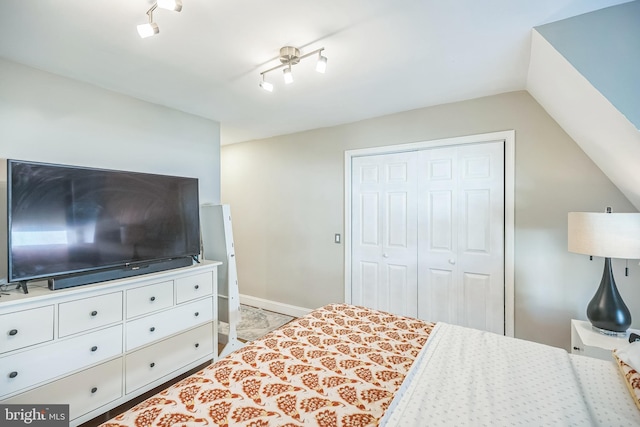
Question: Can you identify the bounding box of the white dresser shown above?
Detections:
[0,261,220,426]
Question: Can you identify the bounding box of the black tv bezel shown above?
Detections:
[7,159,201,288]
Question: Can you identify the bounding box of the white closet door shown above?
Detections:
[417,141,504,333]
[351,152,418,317]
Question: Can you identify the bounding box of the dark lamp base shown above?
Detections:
[590,325,627,337]
[586,257,632,334]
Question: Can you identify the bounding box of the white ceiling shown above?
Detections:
[0,0,631,145]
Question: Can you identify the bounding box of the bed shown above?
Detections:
[99,303,640,426]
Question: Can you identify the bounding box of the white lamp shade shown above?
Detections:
[259,80,273,92]
[316,55,327,73]
[568,212,640,259]
[283,67,293,84]
[157,0,183,12]
[137,22,159,38]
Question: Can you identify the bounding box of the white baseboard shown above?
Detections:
[239,294,313,318]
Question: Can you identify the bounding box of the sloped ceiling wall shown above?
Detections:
[527,1,640,211]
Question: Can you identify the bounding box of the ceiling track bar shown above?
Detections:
[260,48,325,77]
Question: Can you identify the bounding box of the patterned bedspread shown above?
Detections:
[101,303,434,427]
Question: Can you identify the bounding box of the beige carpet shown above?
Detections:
[218,304,294,342]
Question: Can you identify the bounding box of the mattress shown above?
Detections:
[100,305,640,426]
[382,322,594,426]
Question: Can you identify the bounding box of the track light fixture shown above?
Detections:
[137,0,183,38]
[157,0,182,12]
[259,46,327,92]
[259,75,274,92]
[316,52,328,73]
[283,65,294,84]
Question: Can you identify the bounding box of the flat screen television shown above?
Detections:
[7,159,200,290]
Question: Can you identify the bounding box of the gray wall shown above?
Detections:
[0,59,221,282]
[536,0,640,130]
[221,90,640,350]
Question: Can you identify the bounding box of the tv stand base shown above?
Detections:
[16,281,28,294]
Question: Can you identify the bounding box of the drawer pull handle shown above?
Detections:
[194,312,199,317]
[194,285,199,290]
[9,371,18,379]
[91,310,98,317]
[150,362,155,368]
[91,387,98,394]
[195,343,200,348]
[150,296,156,302]
[150,327,156,332]
[91,346,98,352]
[8,329,18,336]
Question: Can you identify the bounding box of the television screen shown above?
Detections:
[8,160,200,284]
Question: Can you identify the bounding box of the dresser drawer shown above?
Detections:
[59,292,123,337]
[1,306,54,354]
[125,322,213,393]
[176,272,214,304]
[1,325,123,398]
[125,298,213,351]
[126,280,174,319]
[4,358,123,421]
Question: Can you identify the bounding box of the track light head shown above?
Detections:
[316,54,327,73]
[137,22,159,38]
[260,76,274,92]
[283,66,293,84]
[137,1,181,38]
[157,0,183,12]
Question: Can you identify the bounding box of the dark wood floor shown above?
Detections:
[78,361,212,427]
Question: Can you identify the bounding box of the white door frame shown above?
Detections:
[344,130,515,337]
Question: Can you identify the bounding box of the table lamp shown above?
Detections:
[568,208,640,336]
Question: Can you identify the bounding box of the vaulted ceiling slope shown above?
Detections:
[0,0,632,145]
[527,1,640,211]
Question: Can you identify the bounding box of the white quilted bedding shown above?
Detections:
[570,353,640,426]
[382,323,595,426]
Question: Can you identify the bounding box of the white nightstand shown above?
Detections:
[571,319,639,360]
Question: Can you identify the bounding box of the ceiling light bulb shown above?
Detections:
[157,0,183,12]
[283,67,293,84]
[316,55,327,73]
[260,79,274,92]
[137,22,159,38]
